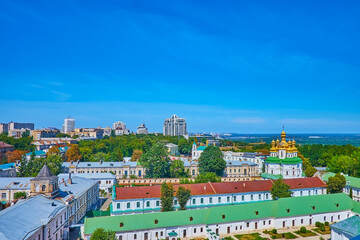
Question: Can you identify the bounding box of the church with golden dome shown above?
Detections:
[263,128,303,179]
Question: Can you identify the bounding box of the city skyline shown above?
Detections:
[1,1,360,133]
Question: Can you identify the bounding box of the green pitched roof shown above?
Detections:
[322,172,360,189]
[84,193,353,235]
[197,146,206,151]
[260,173,282,180]
[265,156,302,164]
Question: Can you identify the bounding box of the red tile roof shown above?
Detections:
[0,141,13,148]
[115,177,327,200]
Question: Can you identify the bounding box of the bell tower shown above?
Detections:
[30,164,59,197]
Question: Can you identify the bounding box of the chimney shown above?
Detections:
[70,160,73,164]
[68,172,72,184]
[62,178,64,183]
[243,183,246,187]
[100,160,103,164]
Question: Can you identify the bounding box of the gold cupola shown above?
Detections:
[270,139,277,152]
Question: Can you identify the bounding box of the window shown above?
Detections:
[156,201,160,207]
[201,198,204,204]
[138,171,141,177]
[209,197,212,203]
[258,194,261,200]
[338,215,340,220]
[192,199,196,204]
[174,200,177,205]
[194,228,196,233]
[251,195,253,200]
[218,197,221,203]
[242,195,244,201]
[200,227,203,232]
[117,203,120,209]
[222,214,225,219]
[137,202,140,208]
[127,202,130,209]
[154,219,158,224]
[192,170,195,176]
[227,196,230,202]
[42,185,46,192]
[233,196,237,201]
[146,201,150,207]
[134,234,137,239]
[120,222,124,227]
[190,217,193,221]
[301,219,303,224]
[246,222,249,228]
[1,193,6,199]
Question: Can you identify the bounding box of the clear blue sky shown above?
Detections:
[1,1,360,133]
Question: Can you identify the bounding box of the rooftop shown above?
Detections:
[56,175,97,203]
[31,164,57,181]
[63,160,136,169]
[84,193,354,234]
[322,172,360,189]
[0,163,15,170]
[0,177,32,190]
[114,177,326,200]
[0,195,66,240]
[331,215,360,237]
[58,172,115,180]
[0,141,13,148]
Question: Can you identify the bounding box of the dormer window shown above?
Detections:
[312,206,315,210]
[190,217,193,221]
[120,222,124,227]
[222,214,225,219]
[336,203,339,207]
[255,211,259,215]
[154,219,158,224]
[287,209,290,213]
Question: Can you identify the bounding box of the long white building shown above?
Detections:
[111,177,327,215]
[83,193,359,240]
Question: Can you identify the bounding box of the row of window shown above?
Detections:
[116,194,271,210]
[76,169,142,176]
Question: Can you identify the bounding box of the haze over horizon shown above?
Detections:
[1,1,360,133]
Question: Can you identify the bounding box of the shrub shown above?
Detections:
[320,224,325,231]
[325,221,329,226]
[315,222,321,227]
[300,227,306,233]
[272,229,277,234]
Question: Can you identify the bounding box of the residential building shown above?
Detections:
[0,141,13,157]
[0,163,17,177]
[8,121,34,131]
[63,118,75,133]
[0,123,8,134]
[263,129,303,179]
[223,152,266,174]
[113,121,130,135]
[331,215,360,240]
[70,127,104,139]
[165,143,179,156]
[0,194,67,240]
[62,160,144,179]
[111,177,327,215]
[137,123,148,134]
[32,138,76,150]
[0,177,32,203]
[8,128,28,138]
[83,193,356,240]
[58,172,116,193]
[322,172,360,202]
[25,150,47,160]
[163,114,187,136]
[31,128,60,140]
[101,126,112,137]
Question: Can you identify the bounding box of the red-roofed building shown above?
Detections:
[0,141,13,157]
[111,177,327,215]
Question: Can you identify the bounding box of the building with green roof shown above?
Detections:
[331,215,360,240]
[82,193,359,240]
[322,172,360,202]
[264,129,303,179]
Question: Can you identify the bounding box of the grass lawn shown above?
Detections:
[223,237,235,240]
[234,233,268,240]
[294,230,318,237]
[263,230,298,239]
[313,226,331,235]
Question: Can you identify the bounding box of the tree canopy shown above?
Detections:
[169,160,189,178]
[177,186,191,210]
[327,173,346,194]
[90,228,116,240]
[195,172,221,183]
[198,146,226,176]
[160,182,174,212]
[140,143,171,178]
[270,178,292,200]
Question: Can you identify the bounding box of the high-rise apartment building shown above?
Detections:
[163,114,187,136]
[112,121,130,135]
[0,123,8,134]
[63,118,75,133]
[136,123,148,134]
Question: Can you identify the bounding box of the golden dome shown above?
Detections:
[281,130,286,140]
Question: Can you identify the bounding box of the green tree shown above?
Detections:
[177,186,191,210]
[304,166,317,177]
[56,133,71,138]
[195,172,221,183]
[90,228,116,240]
[350,187,353,199]
[178,138,191,155]
[160,182,174,212]
[45,154,63,175]
[270,178,292,200]
[131,149,142,161]
[47,146,60,157]
[14,192,26,199]
[140,143,171,178]
[170,160,189,178]
[198,146,226,176]
[327,173,346,194]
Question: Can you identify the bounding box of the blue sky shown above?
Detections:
[0,0,360,133]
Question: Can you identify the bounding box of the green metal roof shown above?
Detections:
[84,193,354,235]
[265,156,302,164]
[322,172,360,189]
[260,173,283,180]
[197,146,206,151]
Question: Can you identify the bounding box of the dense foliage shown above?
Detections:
[160,182,174,212]
[14,191,26,200]
[270,179,292,199]
[198,146,226,176]
[90,228,116,240]
[177,186,191,210]
[0,133,34,151]
[18,154,63,177]
[327,173,346,193]
[140,143,171,178]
